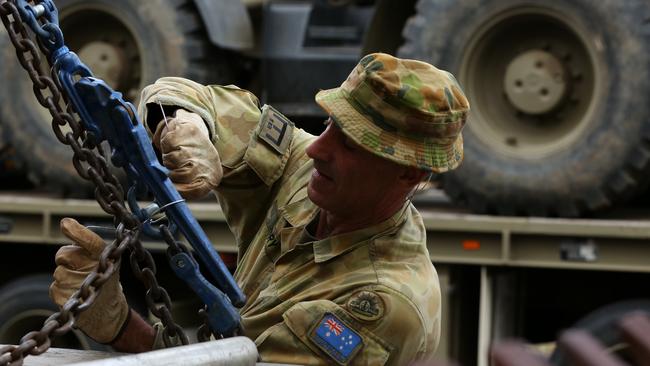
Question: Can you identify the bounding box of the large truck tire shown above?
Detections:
[400,0,650,216]
[0,0,231,196]
[0,274,108,350]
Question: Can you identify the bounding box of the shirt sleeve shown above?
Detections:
[137,77,315,248]
[138,76,262,166]
[254,295,430,366]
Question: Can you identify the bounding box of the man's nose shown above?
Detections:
[306,127,334,161]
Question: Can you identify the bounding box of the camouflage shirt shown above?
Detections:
[139,77,442,365]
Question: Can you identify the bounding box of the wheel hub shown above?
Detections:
[77,41,127,89]
[504,49,567,115]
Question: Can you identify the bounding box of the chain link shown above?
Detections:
[0,1,187,363]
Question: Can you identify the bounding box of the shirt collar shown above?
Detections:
[281,189,412,263]
[311,202,411,263]
[282,188,318,227]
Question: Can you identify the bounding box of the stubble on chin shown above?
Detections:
[308,179,334,212]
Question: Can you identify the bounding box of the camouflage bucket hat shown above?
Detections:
[315,53,470,173]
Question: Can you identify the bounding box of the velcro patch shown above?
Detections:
[259,105,294,154]
[309,313,363,365]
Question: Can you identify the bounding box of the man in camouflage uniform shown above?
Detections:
[50,53,469,365]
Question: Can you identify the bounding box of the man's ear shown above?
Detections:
[400,167,429,186]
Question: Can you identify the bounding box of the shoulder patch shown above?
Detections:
[259,105,294,154]
[347,290,385,321]
[309,313,363,365]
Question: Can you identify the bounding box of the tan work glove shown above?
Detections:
[153,109,223,199]
[49,218,130,344]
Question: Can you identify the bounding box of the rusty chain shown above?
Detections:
[0,0,190,363]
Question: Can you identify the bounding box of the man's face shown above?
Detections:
[305,119,405,218]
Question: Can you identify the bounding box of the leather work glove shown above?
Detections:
[49,218,129,344]
[153,109,223,200]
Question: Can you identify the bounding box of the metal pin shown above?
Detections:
[32,5,46,18]
[158,100,169,128]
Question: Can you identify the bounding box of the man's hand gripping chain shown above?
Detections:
[50,218,129,344]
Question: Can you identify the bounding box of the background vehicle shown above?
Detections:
[3,0,650,217]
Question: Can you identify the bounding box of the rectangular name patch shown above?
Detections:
[309,313,363,365]
[259,105,293,155]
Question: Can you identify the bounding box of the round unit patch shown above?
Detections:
[347,290,384,321]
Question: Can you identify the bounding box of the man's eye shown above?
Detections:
[343,137,357,150]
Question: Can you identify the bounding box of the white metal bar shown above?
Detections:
[477,266,492,366]
[67,337,258,366]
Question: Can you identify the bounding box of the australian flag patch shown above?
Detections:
[309,313,363,365]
